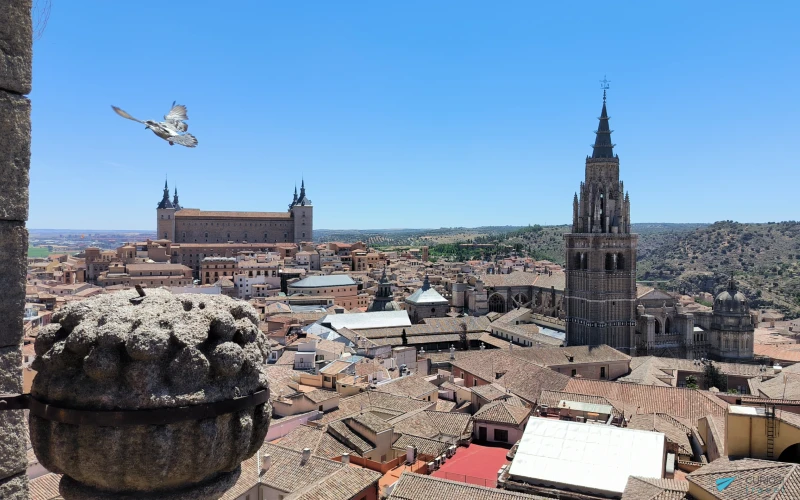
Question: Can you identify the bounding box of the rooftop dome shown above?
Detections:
[714,279,749,314]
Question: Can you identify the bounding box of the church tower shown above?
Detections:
[156,179,176,241]
[290,180,313,242]
[564,87,638,353]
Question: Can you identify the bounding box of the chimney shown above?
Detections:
[301,448,311,464]
[260,453,271,476]
[450,344,455,360]
[341,453,350,464]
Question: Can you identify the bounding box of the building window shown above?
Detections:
[494,429,509,442]
[571,369,577,377]
[600,367,606,378]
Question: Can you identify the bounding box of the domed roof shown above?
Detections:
[714,279,749,314]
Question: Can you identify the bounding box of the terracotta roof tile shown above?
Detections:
[564,378,728,421]
[451,350,571,403]
[287,465,380,500]
[29,472,63,500]
[622,476,689,500]
[388,472,547,500]
[473,400,531,425]
[686,457,800,500]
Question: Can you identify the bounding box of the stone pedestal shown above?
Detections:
[30,290,270,499]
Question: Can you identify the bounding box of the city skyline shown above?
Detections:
[30,2,799,230]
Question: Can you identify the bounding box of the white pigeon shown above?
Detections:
[112,102,198,147]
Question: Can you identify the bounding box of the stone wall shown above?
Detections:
[0,1,32,498]
[173,217,298,244]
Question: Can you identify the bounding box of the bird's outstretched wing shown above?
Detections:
[169,133,198,148]
[111,106,144,123]
[164,102,189,132]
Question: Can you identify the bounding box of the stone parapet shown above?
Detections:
[0,1,31,499]
[0,94,31,221]
[0,0,33,94]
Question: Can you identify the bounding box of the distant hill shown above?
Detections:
[498,223,709,264]
[637,221,800,317]
[318,221,799,315]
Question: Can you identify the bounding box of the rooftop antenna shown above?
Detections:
[600,75,610,102]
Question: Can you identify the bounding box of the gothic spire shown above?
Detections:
[172,186,180,209]
[157,179,173,209]
[592,92,616,159]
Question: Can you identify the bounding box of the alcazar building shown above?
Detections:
[156,181,313,244]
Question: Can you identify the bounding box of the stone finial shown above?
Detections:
[29,289,270,499]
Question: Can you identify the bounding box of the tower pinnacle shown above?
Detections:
[592,80,615,159]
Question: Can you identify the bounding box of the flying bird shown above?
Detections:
[111,102,198,147]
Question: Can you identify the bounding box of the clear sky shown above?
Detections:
[29,1,799,230]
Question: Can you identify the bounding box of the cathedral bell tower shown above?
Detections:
[564,83,638,353]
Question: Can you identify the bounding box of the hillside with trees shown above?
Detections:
[637,221,800,316]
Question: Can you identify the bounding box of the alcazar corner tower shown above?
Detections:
[564,90,638,354]
[156,180,313,244]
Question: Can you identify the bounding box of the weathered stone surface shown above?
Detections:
[59,467,240,500]
[30,290,270,496]
[0,0,33,94]
[0,472,28,500]
[0,346,25,481]
[0,93,31,221]
[0,221,27,347]
[0,344,22,392]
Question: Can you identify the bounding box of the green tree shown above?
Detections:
[704,362,727,391]
[685,375,698,389]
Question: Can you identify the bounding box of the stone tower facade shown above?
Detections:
[290,180,313,242]
[156,179,177,241]
[708,279,754,360]
[564,93,638,353]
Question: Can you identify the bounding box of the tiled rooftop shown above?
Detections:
[621,476,689,500]
[686,457,800,500]
[564,378,728,421]
[473,400,531,425]
[389,472,546,500]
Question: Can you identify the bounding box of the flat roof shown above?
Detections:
[508,418,665,496]
[557,400,614,415]
[290,275,356,288]
[729,405,760,416]
[321,311,411,331]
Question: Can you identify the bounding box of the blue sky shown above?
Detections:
[29,1,799,230]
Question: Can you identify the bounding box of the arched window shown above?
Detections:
[654,319,662,335]
[574,253,582,270]
[665,317,672,334]
[488,294,506,314]
[605,253,614,271]
[617,253,625,271]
